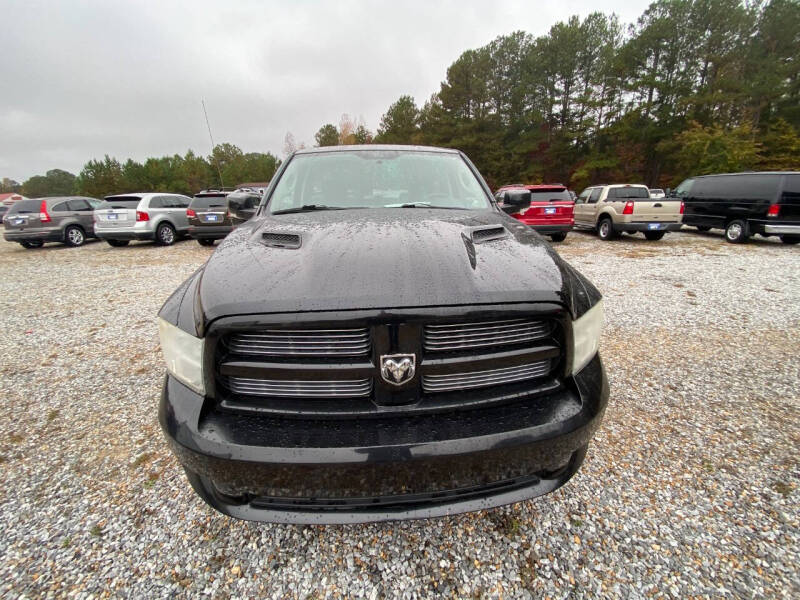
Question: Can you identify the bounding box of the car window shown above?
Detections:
[607,187,649,199]
[588,189,602,204]
[269,150,491,213]
[149,197,165,209]
[529,189,571,201]
[5,199,43,215]
[171,195,190,208]
[100,197,141,209]
[52,201,70,212]
[68,199,92,211]
[576,189,591,204]
[674,178,694,196]
[694,175,779,199]
[782,174,800,201]
[191,195,228,210]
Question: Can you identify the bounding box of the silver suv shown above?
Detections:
[3,196,102,249]
[94,193,192,246]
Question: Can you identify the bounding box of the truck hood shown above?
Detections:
[195,209,596,323]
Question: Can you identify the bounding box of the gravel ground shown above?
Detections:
[0,229,798,599]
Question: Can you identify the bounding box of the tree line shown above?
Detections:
[316,0,800,190]
[4,0,798,198]
[1,144,280,199]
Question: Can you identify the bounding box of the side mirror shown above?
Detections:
[499,189,531,214]
[228,194,259,222]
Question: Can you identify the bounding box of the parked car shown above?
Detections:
[0,205,7,224]
[649,188,666,198]
[495,184,574,242]
[574,184,683,240]
[3,196,102,248]
[158,144,608,524]
[94,193,192,246]
[672,172,800,244]
[187,189,261,246]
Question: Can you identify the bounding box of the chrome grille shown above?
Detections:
[226,376,372,398]
[424,318,552,352]
[422,360,551,393]
[226,328,370,357]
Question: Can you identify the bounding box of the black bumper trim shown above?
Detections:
[188,225,233,239]
[530,225,573,235]
[618,222,682,233]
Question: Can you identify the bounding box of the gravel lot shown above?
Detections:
[0,229,798,599]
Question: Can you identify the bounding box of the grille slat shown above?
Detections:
[227,328,370,357]
[227,376,372,398]
[422,361,551,393]
[424,319,551,352]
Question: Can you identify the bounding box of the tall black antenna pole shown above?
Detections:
[202,99,224,188]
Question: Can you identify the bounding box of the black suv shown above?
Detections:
[158,145,608,523]
[186,189,261,246]
[673,171,800,244]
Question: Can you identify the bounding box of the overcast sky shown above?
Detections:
[1,0,651,181]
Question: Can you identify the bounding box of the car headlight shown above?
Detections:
[158,318,205,395]
[570,299,603,375]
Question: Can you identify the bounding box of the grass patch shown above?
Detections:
[772,481,794,497]
[47,409,59,422]
[90,524,104,537]
[570,517,584,527]
[9,433,23,444]
[131,452,153,468]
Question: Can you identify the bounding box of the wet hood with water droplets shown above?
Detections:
[193,209,598,324]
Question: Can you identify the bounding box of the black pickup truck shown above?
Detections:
[157,145,608,524]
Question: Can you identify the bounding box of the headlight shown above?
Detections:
[570,299,603,375]
[158,318,205,395]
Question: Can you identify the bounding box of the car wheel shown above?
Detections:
[20,241,44,249]
[106,239,130,247]
[64,226,86,247]
[780,235,800,245]
[198,238,216,246]
[156,223,176,246]
[644,231,666,241]
[725,220,749,244]
[597,218,616,241]
[549,233,567,242]
[696,226,711,232]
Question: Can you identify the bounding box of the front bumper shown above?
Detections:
[160,353,609,524]
[618,222,682,233]
[188,225,233,240]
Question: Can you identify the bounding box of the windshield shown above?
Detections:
[190,195,228,209]
[607,187,649,199]
[530,189,571,201]
[99,197,141,209]
[268,150,490,213]
[5,199,41,215]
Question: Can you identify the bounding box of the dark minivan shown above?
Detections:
[187,189,261,245]
[673,172,800,244]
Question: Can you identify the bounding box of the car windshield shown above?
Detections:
[608,187,649,199]
[530,189,571,201]
[5,199,41,214]
[99,197,141,209]
[190,195,227,209]
[269,150,490,213]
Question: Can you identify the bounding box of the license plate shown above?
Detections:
[648,223,661,230]
[545,207,557,215]
[107,214,118,220]
[11,218,25,225]
[206,214,219,222]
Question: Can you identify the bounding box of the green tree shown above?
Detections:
[315,124,340,147]
[21,169,77,197]
[76,156,124,197]
[375,96,420,143]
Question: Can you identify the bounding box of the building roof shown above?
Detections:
[0,193,26,205]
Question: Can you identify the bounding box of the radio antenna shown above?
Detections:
[202,99,224,187]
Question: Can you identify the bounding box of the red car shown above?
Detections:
[495,184,575,242]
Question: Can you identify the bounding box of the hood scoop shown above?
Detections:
[261,231,302,249]
[463,225,508,244]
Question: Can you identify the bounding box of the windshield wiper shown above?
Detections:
[384,202,465,209]
[272,205,350,215]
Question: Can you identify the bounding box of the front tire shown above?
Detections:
[725,220,749,244]
[64,226,86,247]
[156,223,176,246]
[20,241,44,249]
[780,235,800,245]
[597,218,616,241]
[106,239,130,247]
[549,233,567,242]
[644,231,666,241]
